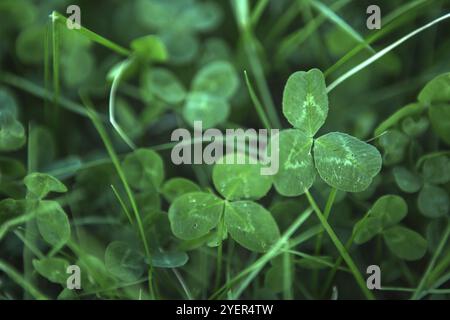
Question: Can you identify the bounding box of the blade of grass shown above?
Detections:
[23,123,40,299]
[171,268,193,300]
[326,12,450,93]
[411,223,450,300]
[300,0,331,66]
[312,187,337,294]
[283,243,293,299]
[44,20,52,124]
[243,70,272,130]
[305,189,375,300]
[276,0,351,63]
[0,72,103,120]
[212,207,313,300]
[81,95,155,298]
[419,271,450,299]
[250,0,269,26]
[320,202,373,297]
[51,11,130,56]
[308,0,375,54]
[110,184,133,225]
[288,250,351,272]
[109,59,137,150]
[266,0,302,43]
[324,0,431,77]
[0,259,48,300]
[51,12,60,122]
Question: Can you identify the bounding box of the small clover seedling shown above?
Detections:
[416,155,450,218]
[183,60,239,129]
[353,195,427,261]
[273,68,382,196]
[33,257,70,285]
[418,73,450,145]
[0,173,74,287]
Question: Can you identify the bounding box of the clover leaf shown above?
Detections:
[0,112,26,152]
[182,92,229,129]
[277,68,382,194]
[24,173,67,200]
[418,72,450,105]
[122,148,164,190]
[141,67,186,104]
[418,184,449,218]
[169,153,280,252]
[33,257,70,285]
[392,166,422,193]
[104,241,146,282]
[212,153,273,201]
[168,192,224,240]
[35,200,71,248]
[191,60,238,99]
[161,177,201,203]
[131,35,168,63]
[383,226,427,261]
[282,68,328,137]
[224,201,280,253]
[270,129,315,196]
[150,250,189,268]
[422,155,450,185]
[313,132,382,192]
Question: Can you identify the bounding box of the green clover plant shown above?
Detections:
[169,153,279,253]
[273,68,382,196]
[353,195,427,261]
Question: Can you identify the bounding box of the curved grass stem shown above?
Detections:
[411,223,450,300]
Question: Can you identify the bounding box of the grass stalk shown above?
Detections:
[411,223,450,300]
[81,96,154,299]
[305,190,375,300]
[327,12,450,93]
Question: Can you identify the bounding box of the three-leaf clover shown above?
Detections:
[393,155,450,218]
[418,73,450,145]
[273,68,382,196]
[168,152,280,253]
[23,173,71,249]
[353,195,427,261]
[183,60,239,128]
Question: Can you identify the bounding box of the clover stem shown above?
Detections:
[321,201,375,298]
[282,243,293,299]
[305,189,375,300]
[215,240,223,291]
[214,210,226,291]
[312,187,337,295]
